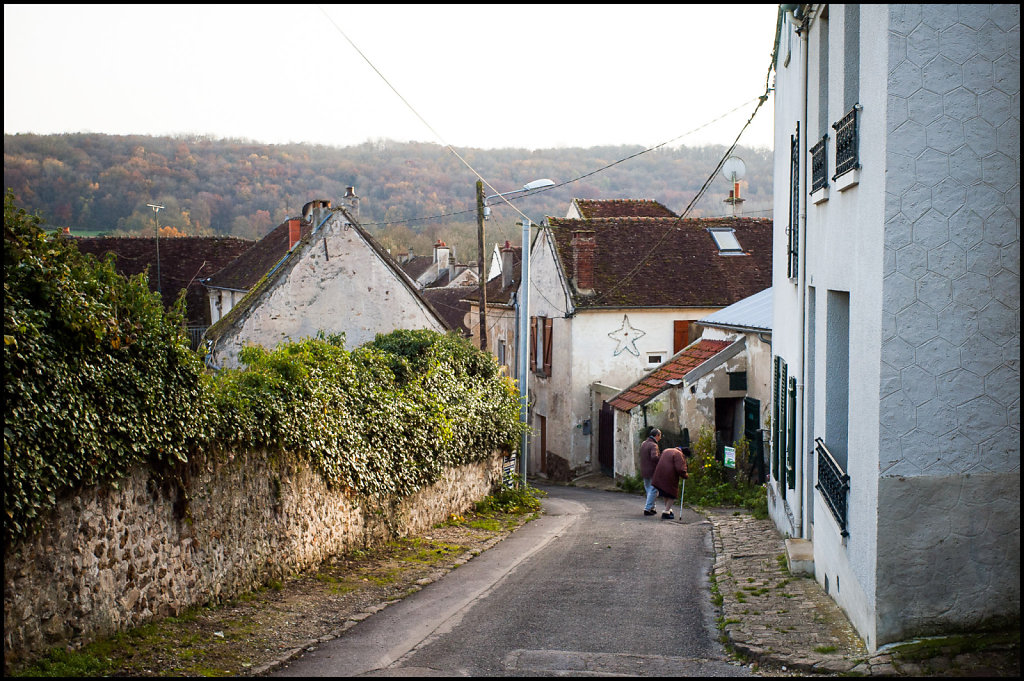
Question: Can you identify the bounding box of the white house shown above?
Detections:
[608,287,774,481]
[770,4,1019,652]
[525,212,773,481]
[204,199,449,369]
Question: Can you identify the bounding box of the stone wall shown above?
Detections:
[3,448,503,667]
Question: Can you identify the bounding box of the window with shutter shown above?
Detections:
[788,122,800,280]
[529,317,537,373]
[787,376,797,489]
[772,355,789,495]
[542,317,553,377]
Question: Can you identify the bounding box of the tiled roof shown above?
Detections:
[462,247,522,306]
[400,255,434,281]
[73,235,255,326]
[607,339,733,411]
[421,286,473,336]
[204,219,312,291]
[573,199,677,219]
[547,216,772,309]
[699,286,773,332]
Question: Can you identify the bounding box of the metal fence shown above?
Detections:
[832,105,860,179]
[814,437,850,537]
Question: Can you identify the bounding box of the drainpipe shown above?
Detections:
[795,5,811,539]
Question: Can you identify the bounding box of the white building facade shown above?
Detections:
[771,4,1019,651]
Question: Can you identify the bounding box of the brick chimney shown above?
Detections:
[344,186,359,220]
[288,218,302,249]
[501,240,516,290]
[571,230,596,293]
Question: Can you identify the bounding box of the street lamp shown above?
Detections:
[476,178,555,354]
[474,178,555,487]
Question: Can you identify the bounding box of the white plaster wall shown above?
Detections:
[212,213,446,368]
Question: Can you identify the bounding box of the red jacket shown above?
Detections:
[651,447,688,497]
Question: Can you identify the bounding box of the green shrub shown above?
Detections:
[683,426,767,518]
[616,473,644,494]
[475,477,545,515]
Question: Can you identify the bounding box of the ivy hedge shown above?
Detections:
[4,191,525,542]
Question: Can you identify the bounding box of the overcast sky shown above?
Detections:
[4,4,779,151]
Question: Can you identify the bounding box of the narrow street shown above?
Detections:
[271,485,750,677]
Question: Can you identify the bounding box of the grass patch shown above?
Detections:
[8,648,112,677]
[615,473,644,494]
[814,645,838,654]
[888,631,1020,661]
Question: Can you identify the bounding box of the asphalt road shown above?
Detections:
[270,484,751,677]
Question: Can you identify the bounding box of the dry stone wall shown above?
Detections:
[3,448,503,667]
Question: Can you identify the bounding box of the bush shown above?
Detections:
[474,477,545,515]
[683,426,767,518]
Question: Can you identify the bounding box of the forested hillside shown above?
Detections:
[4,133,772,261]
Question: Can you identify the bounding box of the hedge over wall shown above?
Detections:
[3,191,524,543]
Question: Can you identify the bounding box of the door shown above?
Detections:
[598,402,614,477]
[744,397,764,483]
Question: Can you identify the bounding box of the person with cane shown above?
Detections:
[651,446,689,520]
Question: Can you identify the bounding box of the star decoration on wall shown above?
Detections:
[608,314,646,356]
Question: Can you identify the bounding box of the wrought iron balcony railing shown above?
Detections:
[832,105,861,180]
[810,135,829,193]
[814,437,850,537]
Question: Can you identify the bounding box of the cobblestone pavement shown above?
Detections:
[569,473,1020,677]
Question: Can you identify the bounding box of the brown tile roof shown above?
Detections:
[574,199,677,219]
[204,219,312,292]
[400,255,434,282]
[421,286,473,336]
[73,235,255,326]
[547,216,772,309]
[607,339,733,411]
[462,247,522,306]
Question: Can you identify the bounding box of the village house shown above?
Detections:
[464,241,523,375]
[203,198,450,369]
[607,287,773,482]
[770,4,1018,651]
[522,205,772,481]
[73,234,255,348]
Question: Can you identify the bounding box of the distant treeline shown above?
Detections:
[3,133,772,262]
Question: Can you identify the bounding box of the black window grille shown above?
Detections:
[815,437,850,537]
[832,105,860,180]
[810,135,829,192]
[788,123,800,279]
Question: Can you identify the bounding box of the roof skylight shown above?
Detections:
[708,228,744,254]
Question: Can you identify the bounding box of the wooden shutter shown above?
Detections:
[673,320,690,354]
[787,376,798,490]
[542,317,553,376]
[788,122,800,280]
[772,355,788,490]
[529,317,537,373]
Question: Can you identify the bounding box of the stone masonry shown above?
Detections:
[3,449,504,667]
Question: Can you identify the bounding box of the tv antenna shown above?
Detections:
[722,156,746,216]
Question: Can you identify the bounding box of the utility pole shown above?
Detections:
[475,180,488,352]
[147,203,165,297]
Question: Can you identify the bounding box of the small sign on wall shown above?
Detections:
[724,446,736,469]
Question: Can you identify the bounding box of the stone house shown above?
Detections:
[204,199,450,369]
[464,241,523,376]
[770,4,1018,651]
[73,234,255,348]
[525,211,772,481]
[608,287,773,482]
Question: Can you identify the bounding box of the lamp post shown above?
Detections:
[146,203,165,296]
[477,175,557,483]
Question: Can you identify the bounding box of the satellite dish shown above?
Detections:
[722,156,746,183]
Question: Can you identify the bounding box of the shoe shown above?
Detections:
[661,511,675,520]
[644,509,656,516]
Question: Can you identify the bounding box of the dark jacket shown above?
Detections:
[652,447,688,498]
[639,436,660,479]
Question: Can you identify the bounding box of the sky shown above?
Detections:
[4,4,779,152]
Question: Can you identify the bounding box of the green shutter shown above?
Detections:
[787,376,797,489]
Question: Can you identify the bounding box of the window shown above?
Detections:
[646,353,664,367]
[788,122,800,280]
[708,228,744,254]
[810,135,829,192]
[832,105,860,180]
[497,339,506,368]
[728,371,747,391]
[530,316,553,377]
[825,290,850,469]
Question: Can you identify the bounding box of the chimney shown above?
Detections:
[433,240,450,270]
[501,240,515,290]
[287,218,302,250]
[344,186,360,220]
[571,230,596,293]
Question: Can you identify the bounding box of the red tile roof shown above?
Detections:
[607,339,733,411]
[547,216,772,309]
[574,199,677,219]
[73,235,255,326]
[204,219,312,292]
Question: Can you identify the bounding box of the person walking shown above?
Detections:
[651,446,688,520]
[639,428,662,516]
